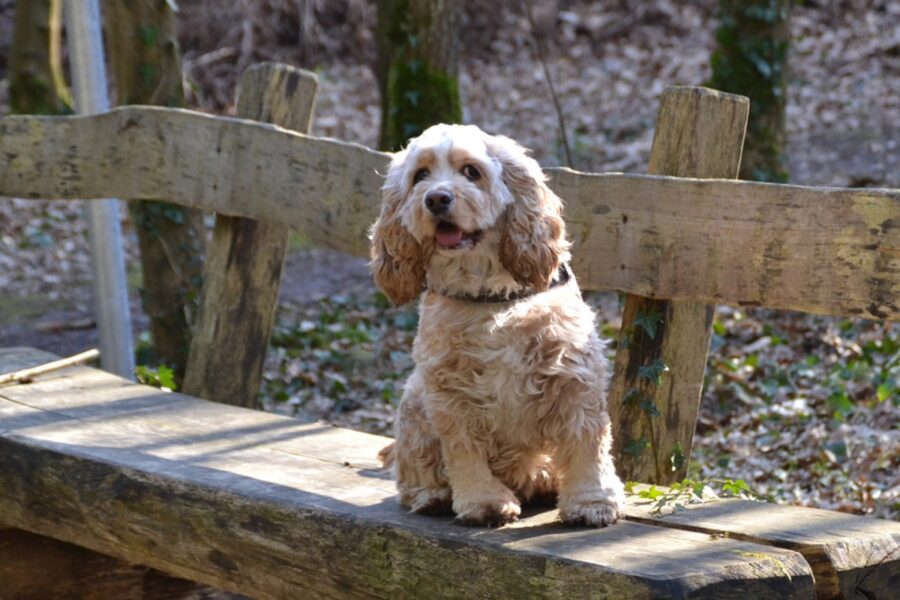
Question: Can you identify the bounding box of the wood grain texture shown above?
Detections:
[608,86,748,484]
[1,106,897,319]
[626,492,900,600]
[182,63,317,408]
[0,349,817,600]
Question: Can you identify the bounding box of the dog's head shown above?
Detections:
[370,124,569,305]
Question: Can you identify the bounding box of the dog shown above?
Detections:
[370,124,624,527]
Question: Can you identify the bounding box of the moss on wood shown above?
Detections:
[710,0,791,183]
[379,0,462,151]
[9,0,71,115]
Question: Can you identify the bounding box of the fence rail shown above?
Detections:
[1,105,897,321]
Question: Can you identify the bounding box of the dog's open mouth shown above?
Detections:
[435,221,482,250]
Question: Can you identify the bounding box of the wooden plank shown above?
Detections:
[625,495,900,600]
[0,105,387,258]
[182,64,317,408]
[608,86,748,485]
[1,107,898,320]
[0,349,815,599]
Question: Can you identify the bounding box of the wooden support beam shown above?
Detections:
[608,86,749,484]
[2,106,896,321]
[0,527,234,600]
[181,63,317,408]
[0,348,824,599]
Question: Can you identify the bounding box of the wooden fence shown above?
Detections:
[4,104,897,321]
[2,65,897,485]
[0,62,898,599]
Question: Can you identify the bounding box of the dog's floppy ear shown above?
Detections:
[369,151,426,305]
[487,136,570,290]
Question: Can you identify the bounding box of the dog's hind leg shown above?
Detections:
[393,374,452,515]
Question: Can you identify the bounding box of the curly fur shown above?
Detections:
[371,124,624,527]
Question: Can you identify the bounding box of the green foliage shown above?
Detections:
[711,316,899,420]
[381,0,462,151]
[624,437,650,457]
[634,309,664,340]
[638,358,669,386]
[670,442,686,472]
[709,0,790,182]
[640,398,661,417]
[135,364,176,390]
[385,59,462,149]
[625,477,770,515]
[701,308,898,517]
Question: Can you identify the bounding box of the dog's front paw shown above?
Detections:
[558,480,625,527]
[558,499,619,527]
[453,488,521,527]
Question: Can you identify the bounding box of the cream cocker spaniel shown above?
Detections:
[371,124,625,527]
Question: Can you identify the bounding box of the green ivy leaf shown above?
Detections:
[671,442,685,472]
[634,309,663,340]
[827,390,853,419]
[156,365,176,390]
[624,437,649,457]
[641,398,660,417]
[713,319,726,336]
[638,358,669,386]
[639,485,664,501]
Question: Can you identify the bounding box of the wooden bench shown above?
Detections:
[1,62,898,598]
[4,347,899,599]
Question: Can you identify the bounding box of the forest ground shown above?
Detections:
[0,0,897,519]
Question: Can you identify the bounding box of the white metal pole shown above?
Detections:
[64,0,135,379]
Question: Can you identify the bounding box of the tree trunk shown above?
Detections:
[378,0,462,151]
[9,0,71,115]
[104,0,206,383]
[710,0,791,182]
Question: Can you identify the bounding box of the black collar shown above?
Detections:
[430,264,571,304]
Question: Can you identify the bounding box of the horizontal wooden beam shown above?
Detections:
[0,348,820,599]
[1,107,897,320]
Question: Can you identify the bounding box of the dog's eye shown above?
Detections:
[461,164,481,181]
[413,168,429,184]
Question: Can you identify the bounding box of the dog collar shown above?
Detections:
[430,264,571,304]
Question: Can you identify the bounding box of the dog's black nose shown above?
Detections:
[425,191,453,215]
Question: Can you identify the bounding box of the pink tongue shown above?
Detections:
[436,225,464,247]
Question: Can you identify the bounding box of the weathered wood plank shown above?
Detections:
[608,86,748,484]
[1,107,897,319]
[182,64,317,408]
[626,494,900,600]
[0,105,386,258]
[0,349,816,599]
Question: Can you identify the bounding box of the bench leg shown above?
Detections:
[0,527,236,599]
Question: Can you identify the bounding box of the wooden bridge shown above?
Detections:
[0,63,897,598]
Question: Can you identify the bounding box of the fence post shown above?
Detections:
[182,63,318,408]
[608,86,749,485]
